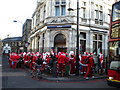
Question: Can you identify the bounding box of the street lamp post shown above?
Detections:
[68,0,80,76]
[13,20,23,53]
[76,0,80,76]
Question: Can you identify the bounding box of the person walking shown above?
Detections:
[57,52,68,77]
[80,52,89,74]
[69,53,76,75]
[84,53,95,79]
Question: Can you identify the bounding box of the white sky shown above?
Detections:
[0,0,37,40]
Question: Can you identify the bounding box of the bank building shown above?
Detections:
[28,0,114,57]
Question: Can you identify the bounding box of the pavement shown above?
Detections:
[40,73,108,82]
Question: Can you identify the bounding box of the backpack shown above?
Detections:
[85,56,90,64]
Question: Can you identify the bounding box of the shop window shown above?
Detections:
[93,41,97,55]
[93,34,103,55]
[80,32,86,54]
[80,32,86,39]
[80,40,86,54]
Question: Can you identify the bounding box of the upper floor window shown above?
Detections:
[55,0,66,16]
[43,5,46,19]
[100,6,103,11]
[95,10,99,19]
[83,2,86,6]
[99,11,103,20]
[95,5,103,25]
[81,1,86,19]
[83,8,86,18]
[55,1,60,4]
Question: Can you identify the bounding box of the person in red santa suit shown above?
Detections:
[46,55,52,66]
[23,52,28,68]
[9,53,13,68]
[12,53,20,69]
[98,52,104,75]
[69,53,76,75]
[84,53,95,79]
[80,52,89,75]
[57,52,68,77]
[26,53,32,69]
[31,53,37,70]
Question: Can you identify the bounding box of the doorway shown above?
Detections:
[54,34,67,53]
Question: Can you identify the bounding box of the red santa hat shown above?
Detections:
[58,52,62,56]
[84,52,89,55]
[69,51,74,56]
[89,53,94,55]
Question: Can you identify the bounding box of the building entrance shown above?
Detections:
[57,47,67,52]
[54,34,66,53]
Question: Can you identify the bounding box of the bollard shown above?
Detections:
[52,61,57,77]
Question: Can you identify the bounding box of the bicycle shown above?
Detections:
[31,63,43,80]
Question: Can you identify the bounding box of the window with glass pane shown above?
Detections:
[100,6,103,10]
[83,2,86,6]
[55,1,60,5]
[80,40,86,54]
[80,32,86,39]
[61,0,66,4]
[93,34,97,40]
[95,10,99,19]
[99,11,103,20]
[98,35,102,40]
[61,5,66,15]
[93,41,97,55]
[109,41,120,61]
[83,8,86,18]
[55,6,60,16]
[98,42,102,53]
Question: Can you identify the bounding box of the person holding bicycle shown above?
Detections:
[31,54,43,79]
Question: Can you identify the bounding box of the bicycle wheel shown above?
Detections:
[31,70,37,78]
[36,70,42,80]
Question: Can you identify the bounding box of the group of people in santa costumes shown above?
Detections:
[8,50,104,79]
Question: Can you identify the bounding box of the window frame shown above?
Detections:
[93,34,103,55]
[55,0,66,16]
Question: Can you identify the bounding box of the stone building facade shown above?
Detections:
[22,19,32,52]
[28,0,115,56]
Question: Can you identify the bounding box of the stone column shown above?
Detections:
[34,36,37,52]
[86,31,91,53]
[103,33,108,57]
[89,31,93,53]
[39,34,43,53]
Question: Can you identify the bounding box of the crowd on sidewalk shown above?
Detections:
[8,50,106,80]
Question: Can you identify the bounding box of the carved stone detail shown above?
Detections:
[47,16,73,24]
